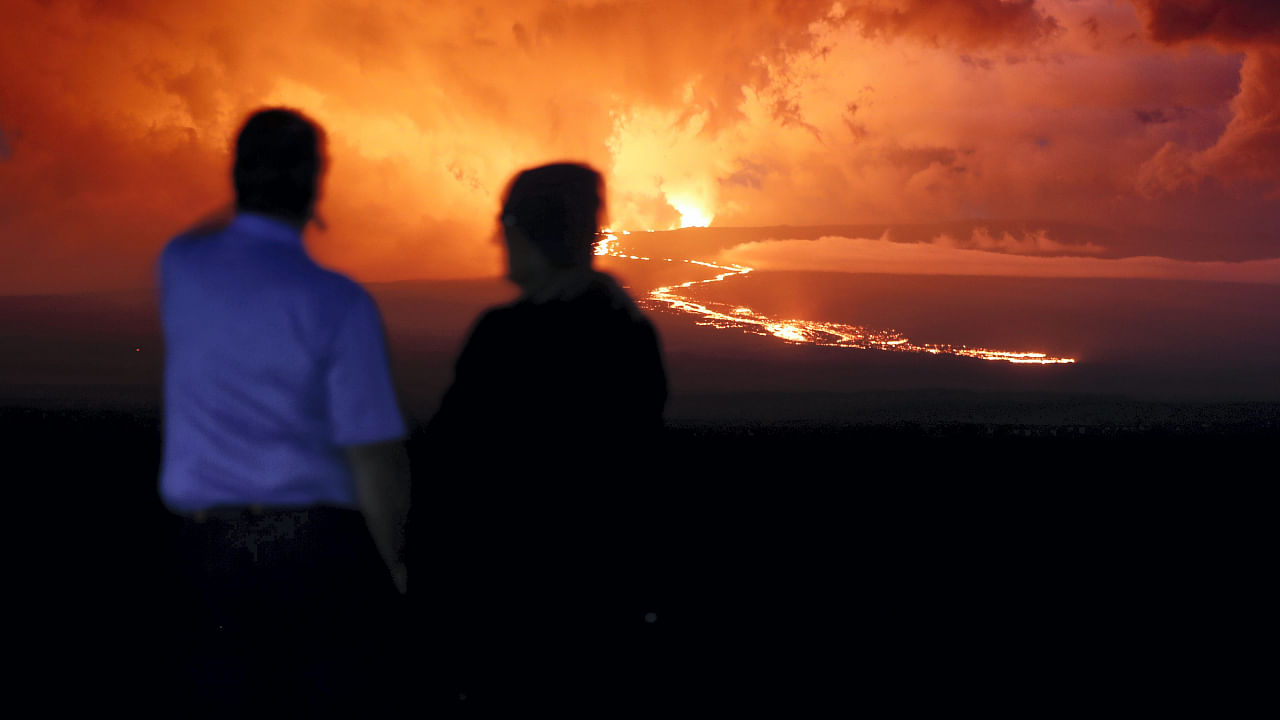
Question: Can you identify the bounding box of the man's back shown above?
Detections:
[160,212,403,512]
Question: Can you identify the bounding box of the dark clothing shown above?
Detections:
[431,272,666,442]
[411,272,668,711]
[177,506,406,712]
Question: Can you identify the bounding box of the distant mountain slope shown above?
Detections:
[614,222,1277,263]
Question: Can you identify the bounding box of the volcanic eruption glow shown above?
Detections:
[3,1,1279,298]
[598,232,1077,365]
[668,196,714,228]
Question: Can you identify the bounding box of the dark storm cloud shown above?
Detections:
[1133,0,1280,45]
[1132,0,1280,192]
[850,0,1062,48]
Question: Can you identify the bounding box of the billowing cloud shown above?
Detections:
[937,227,1104,255]
[1,0,1278,294]
[0,0,848,292]
[1133,0,1280,194]
[847,0,1061,48]
[1133,0,1280,45]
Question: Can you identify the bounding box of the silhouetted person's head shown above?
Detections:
[233,108,325,227]
[500,163,603,290]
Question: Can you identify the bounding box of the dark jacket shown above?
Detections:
[410,271,668,709]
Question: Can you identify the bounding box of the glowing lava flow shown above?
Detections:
[595,231,1076,365]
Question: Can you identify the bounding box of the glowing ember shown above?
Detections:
[601,233,1077,365]
[594,231,619,256]
[767,323,808,342]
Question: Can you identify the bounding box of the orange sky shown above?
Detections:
[1,0,1277,294]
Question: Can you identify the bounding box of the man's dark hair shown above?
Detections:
[233,108,324,220]
[502,163,603,267]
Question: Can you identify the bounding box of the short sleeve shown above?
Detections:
[326,289,407,446]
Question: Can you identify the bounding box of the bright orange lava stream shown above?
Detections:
[596,231,1076,365]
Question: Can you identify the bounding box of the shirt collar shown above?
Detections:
[229,212,305,245]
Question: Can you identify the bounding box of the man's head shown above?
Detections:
[500,163,603,286]
[233,108,325,225]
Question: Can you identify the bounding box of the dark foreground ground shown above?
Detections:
[9,399,1273,712]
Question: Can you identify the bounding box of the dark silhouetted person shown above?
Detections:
[159,108,410,711]
[412,162,668,711]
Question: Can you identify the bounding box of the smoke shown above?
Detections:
[847,0,1061,48]
[1133,0,1280,45]
[938,227,1105,255]
[1133,0,1280,193]
[1,0,1278,294]
[0,0,855,291]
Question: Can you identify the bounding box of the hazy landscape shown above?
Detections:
[7,226,1274,708]
[9,224,1280,409]
[7,0,1279,708]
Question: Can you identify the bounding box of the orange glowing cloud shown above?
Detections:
[1132,1,1280,194]
[1,0,1278,294]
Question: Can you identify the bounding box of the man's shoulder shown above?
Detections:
[312,265,365,298]
[163,209,241,252]
[458,304,514,346]
[159,227,224,281]
[319,273,390,334]
[163,226,218,257]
